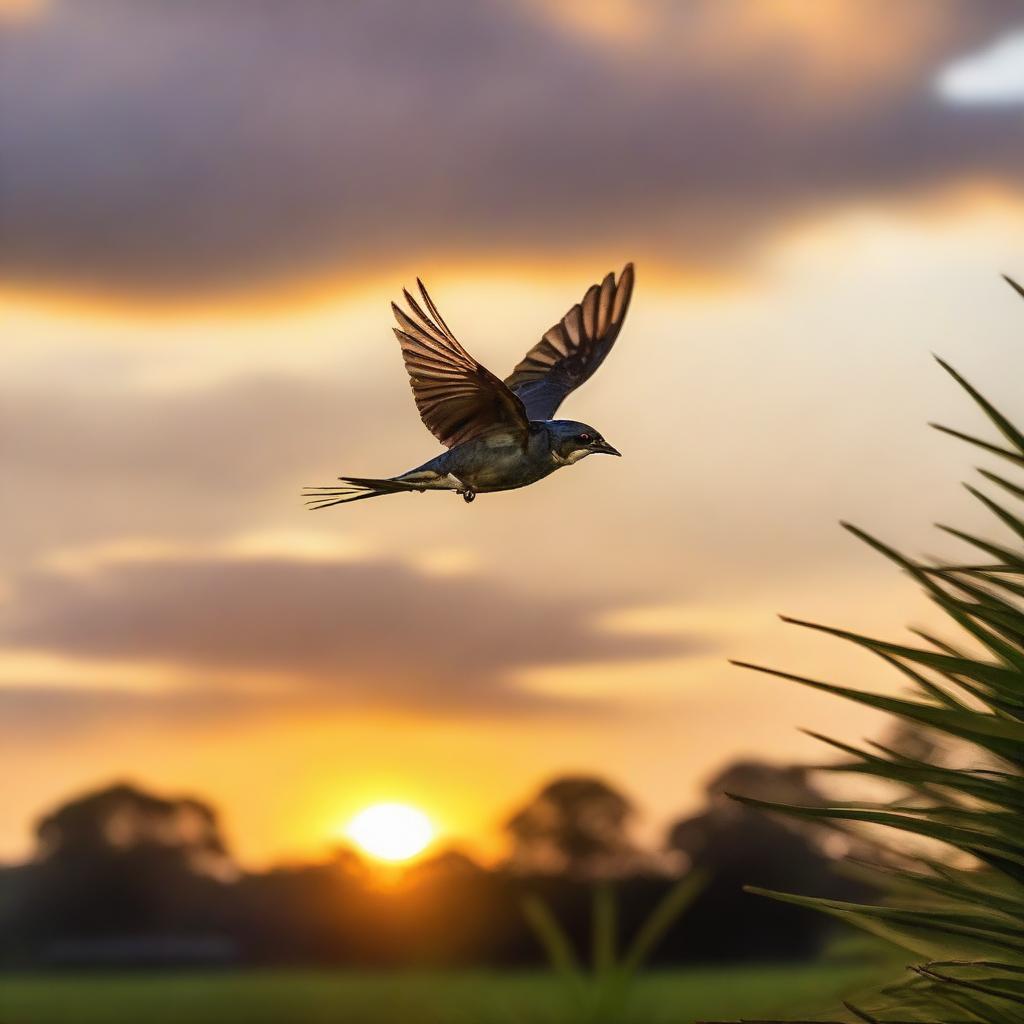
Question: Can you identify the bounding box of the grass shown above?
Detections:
[521,873,708,1023]
[0,963,884,1024]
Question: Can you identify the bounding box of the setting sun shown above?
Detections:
[344,803,435,863]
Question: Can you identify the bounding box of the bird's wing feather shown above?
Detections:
[505,264,634,420]
[393,280,529,449]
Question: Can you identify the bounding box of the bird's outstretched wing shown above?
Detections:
[504,264,634,421]
[392,281,529,449]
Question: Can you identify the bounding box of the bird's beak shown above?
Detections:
[592,439,622,457]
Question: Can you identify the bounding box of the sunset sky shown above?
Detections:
[4,0,1024,868]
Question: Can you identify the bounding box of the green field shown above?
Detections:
[0,963,883,1024]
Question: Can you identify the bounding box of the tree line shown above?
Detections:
[0,761,869,968]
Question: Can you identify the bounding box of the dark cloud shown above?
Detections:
[2,0,1022,297]
[0,372,396,572]
[3,375,358,489]
[1,553,699,711]
[0,672,648,740]
[0,684,249,735]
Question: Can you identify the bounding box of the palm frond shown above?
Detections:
[707,278,1024,1023]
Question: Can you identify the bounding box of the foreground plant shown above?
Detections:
[707,278,1024,1024]
[523,872,705,1024]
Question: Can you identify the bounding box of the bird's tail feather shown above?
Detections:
[303,476,425,510]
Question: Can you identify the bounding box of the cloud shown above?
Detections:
[2,0,1021,298]
[0,371,398,576]
[0,683,248,734]
[3,375,346,489]
[936,29,1024,105]
[0,551,699,714]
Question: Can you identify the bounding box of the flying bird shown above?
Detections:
[305,264,634,508]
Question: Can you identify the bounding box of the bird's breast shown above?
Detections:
[450,434,555,491]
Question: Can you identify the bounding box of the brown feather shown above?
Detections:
[391,284,528,449]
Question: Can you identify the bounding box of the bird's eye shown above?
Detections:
[577,433,591,443]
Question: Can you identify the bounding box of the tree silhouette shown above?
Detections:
[36,781,234,879]
[664,761,864,959]
[19,782,236,955]
[505,775,636,878]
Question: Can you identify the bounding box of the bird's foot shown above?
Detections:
[462,489,476,504]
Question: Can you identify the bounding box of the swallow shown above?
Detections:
[305,264,633,508]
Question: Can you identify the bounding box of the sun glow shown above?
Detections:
[344,803,435,863]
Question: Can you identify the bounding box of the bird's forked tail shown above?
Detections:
[303,475,427,510]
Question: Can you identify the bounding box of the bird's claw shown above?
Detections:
[462,489,476,504]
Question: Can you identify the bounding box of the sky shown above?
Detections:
[3,0,1024,867]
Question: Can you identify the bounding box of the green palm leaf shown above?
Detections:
[705,278,1024,1024]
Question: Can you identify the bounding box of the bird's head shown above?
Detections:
[547,420,621,464]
